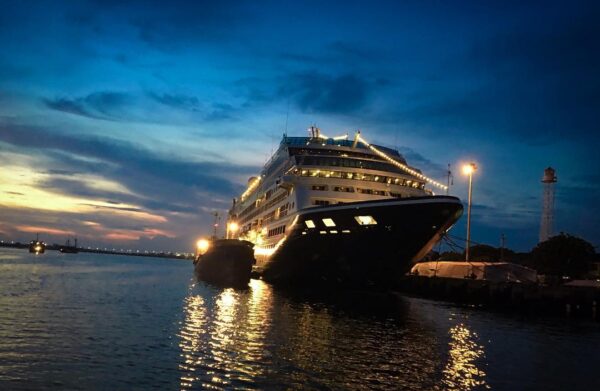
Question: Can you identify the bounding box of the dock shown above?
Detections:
[396,275,600,320]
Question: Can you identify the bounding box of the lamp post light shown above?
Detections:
[462,163,477,261]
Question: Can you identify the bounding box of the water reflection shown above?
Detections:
[178,280,273,390]
[178,280,443,390]
[442,323,488,390]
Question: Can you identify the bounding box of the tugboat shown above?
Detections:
[28,234,46,254]
[59,238,79,254]
[193,238,256,287]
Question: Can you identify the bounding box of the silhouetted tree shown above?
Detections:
[531,233,595,278]
[439,251,463,261]
[470,244,516,262]
[423,250,440,261]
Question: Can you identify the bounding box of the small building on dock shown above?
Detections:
[410,261,538,283]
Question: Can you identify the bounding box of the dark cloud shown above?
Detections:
[128,1,250,51]
[44,92,135,121]
[148,92,200,111]
[205,103,236,121]
[44,169,81,176]
[280,72,371,114]
[400,5,600,143]
[45,90,240,124]
[397,146,447,178]
[280,41,390,67]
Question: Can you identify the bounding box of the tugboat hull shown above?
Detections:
[194,240,256,287]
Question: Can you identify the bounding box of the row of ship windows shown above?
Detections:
[240,202,291,232]
[293,168,426,189]
[311,185,404,197]
[304,216,377,228]
[293,155,408,175]
[238,193,292,223]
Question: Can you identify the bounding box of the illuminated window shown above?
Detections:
[354,215,377,225]
[322,218,336,227]
[319,231,327,234]
[330,230,338,234]
[304,220,316,228]
[342,229,351,233]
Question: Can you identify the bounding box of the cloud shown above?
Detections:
[397,146,447,178]
[279,72,372,114]
[280,40,392,67]
[44,92,136,121]
[16,225,75,236]
[400,6,600,143]
[128,1,249,51]
[148,92,200,111]
[205,103,236,121]
[0,122,258,214]
[45,90,242,124]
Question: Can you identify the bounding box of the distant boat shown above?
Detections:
[29,234,46,254]
[59,238,79,254]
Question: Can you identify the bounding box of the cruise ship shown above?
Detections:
[226,127,463,286]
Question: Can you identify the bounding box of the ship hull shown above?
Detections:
[260,196,463,288]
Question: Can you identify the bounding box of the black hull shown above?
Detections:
[262,196,463,288]
[194,240,255,288]
[59,247,78,254]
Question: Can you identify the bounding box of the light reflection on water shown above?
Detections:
[442,324,489,390]
[178,280,274,389]
[177,279,444,390]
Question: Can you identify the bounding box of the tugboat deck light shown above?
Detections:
[196,239,210,255]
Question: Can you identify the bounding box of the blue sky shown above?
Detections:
[0,0,598,252]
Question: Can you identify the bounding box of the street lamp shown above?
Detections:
[462,163,477,261]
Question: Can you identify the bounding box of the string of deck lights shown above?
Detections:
[355,134,448,191]
[241,176,261,201]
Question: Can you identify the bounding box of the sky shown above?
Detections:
[0,0,598,252]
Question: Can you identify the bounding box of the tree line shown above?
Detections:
[426,233,599,279]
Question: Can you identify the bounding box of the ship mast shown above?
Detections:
[212,212,221,239]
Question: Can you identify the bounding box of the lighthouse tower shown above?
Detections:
[539,167,557,243]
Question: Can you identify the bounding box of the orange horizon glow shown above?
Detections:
[16,225,76,236]
[0,165,166,223]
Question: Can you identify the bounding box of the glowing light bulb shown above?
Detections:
[462,163,477,176]
[196,239,210,255]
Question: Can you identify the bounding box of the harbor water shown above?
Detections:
[1,248,599,390]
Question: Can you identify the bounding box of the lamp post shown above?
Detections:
[462,163,477,261]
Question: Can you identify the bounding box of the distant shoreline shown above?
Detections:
[0,242,194,260]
